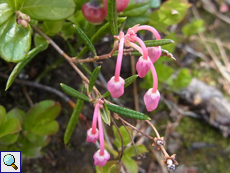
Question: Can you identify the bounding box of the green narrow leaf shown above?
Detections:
[5,44,48,90]
[0,15,31,62]
[73,24,97,56]
[100,102,111,125]
[143,39,175,47]
[112,51,141,57]
[31,120,59,136]
[0,2,14,26]
[20,0,76,20]
[108,0,118,35]
[64,98,84,145]
[60,83,90,102]
[103,75,138,98]
[88,66,101,93]
[77,17,126,58]
[107,104,150,120]
[0,105,6,127]
[0,118,21,138]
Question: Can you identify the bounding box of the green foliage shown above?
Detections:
[6,44,48,90]
[122,2,149,17]
[0,2,14,26]
[182,19,205,37]
[107,104,150,120]
[42,20,63,36]
[150,0,161,8]
[149,0,191,32]
[20,0,76,20]
[112,126,132,148]
[88,66,101,93]
[64,98,84,145]
[0,101,61,158]
[0,15,31,62]
[100,102,111,125]
[108,0,118,35]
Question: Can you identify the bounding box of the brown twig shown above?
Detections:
[22,86,34,107]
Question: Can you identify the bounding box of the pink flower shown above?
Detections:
[93,149,110,167]
[144,89,160,111]
[86,128,99,143]
[147,46,161,64]
[107,76,125,98]
[136,56,151,78]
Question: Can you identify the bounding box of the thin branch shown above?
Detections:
[145,120,160,138]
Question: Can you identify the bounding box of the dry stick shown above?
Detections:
[22,86,34,107]
[192,7,230,84]
[111,116,124,162]
[0,73,90,128]
[117,115,154,140]
[216,38,230,67]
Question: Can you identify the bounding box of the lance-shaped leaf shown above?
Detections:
[20,0,76,20]
[60,83,90,102]
[112,50,141,57]
[88,66,101,93]
[64,98,84,145]
[107,104,150,120]
[103,75,138,98]
[107,0,118,36]
[100,102,111,125]
[73,24,97,56]
[6,44,48,90]
[143,39,174,47]
[0,15,31,62]
[0,2,14,26]
[122,2,149,17]
[77,17,126,58]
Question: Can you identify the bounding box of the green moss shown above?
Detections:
[176,117,230,172]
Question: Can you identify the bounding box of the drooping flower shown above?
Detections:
[107,32,125,98]
[147,46,161,64]
[86,102,100,143]
[93,101,110,166]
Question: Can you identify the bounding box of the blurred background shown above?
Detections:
[0,0,230,172]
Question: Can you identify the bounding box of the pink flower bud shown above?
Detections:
[136,56,151,78]
[93,149,110,167]
[107,76,125,98]
[86,128,99,143]
[147,46,161,64]
[144,89,160,111]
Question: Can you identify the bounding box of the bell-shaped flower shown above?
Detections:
[144,89,160,111]
[86,128,99,143]
[107,76,125,98]
[93,149,110,167]
[136,56,152,78]
[147,46,161,64]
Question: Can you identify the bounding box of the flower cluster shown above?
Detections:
[86,99,110,167]
[107,25,162,111]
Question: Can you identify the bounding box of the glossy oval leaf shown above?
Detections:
[100,102,111,125]
[42,20,63,36]
[122,2,149,17]
[108,0,118,35]
[123,145,148,158]
[122,157,138,173]
[77,17,126,58]
[6,44,48,90]
[31,120,59,136]
[60,83,90,102]
[0,15,31,62]
[7,0,25,10]
[88,66,101,93]
[0,133,19,145]
[20,0,76,20]
[107,104,150,120]
[0,105,6,127]
[0,2,14,26]
[113,126,132,148]
[64,98,84,145]
[0,118,21,138]
[103,75,138,98]
[73,24,97,56]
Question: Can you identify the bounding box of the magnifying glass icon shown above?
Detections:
[3,154,18,170]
